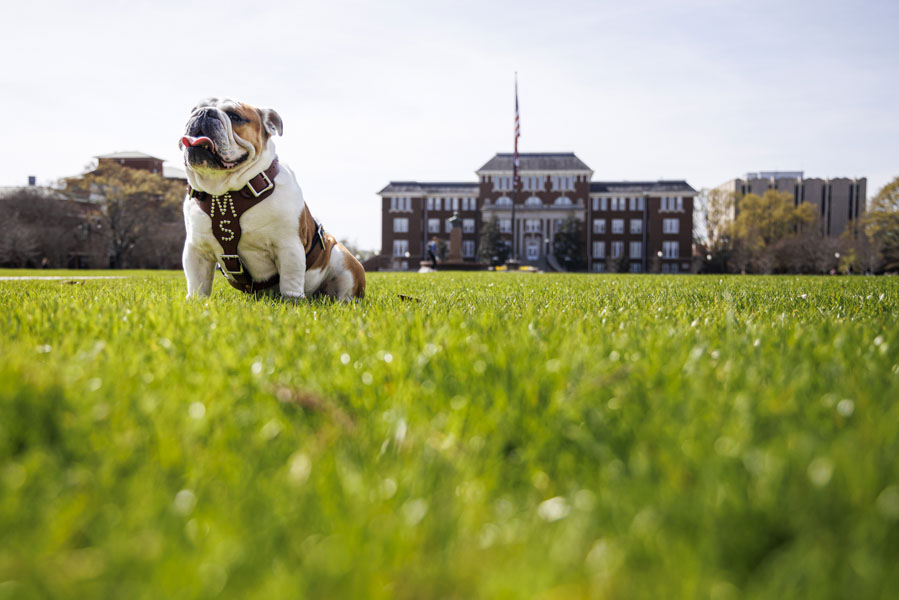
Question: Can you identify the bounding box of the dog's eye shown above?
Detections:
[227,112,244,123]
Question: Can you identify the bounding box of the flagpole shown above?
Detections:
[511,72,519,263]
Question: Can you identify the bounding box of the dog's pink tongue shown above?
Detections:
[181,135,215,151]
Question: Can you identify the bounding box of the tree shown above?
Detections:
[0,188,104,268]
[0,214,41,267]
[65,162,185,268]
[477,217,509,266]
[729,190,817,273]
[860,176,899,272]
[703,187,737,271]
[552,216,585,271]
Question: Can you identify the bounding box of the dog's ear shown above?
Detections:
[259,108,283,137]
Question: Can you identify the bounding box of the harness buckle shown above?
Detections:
[219,255,245,276]
[247,171,274,197]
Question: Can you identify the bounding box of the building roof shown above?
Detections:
[163,165,187,180]
[746,171,803,180]
[589,180,696,194]
[96,151,164,161]
[0,185,70,201]
[379,181,479,195]
[477,153,592,173]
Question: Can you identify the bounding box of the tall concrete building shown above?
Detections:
[377,152,697,272]
[714,171,866,237]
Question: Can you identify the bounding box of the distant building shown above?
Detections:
[377,152,697,272]
[714,171,866,237]
[94,151,187,185]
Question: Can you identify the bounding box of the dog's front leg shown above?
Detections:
[183,243,216,298]
[276,242,306,300]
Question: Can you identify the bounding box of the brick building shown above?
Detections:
[378,152,697,272]
[95,151,187,184]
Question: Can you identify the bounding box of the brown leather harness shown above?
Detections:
[188,157,327,294]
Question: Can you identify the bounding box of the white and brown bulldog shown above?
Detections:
[179,97,365,301]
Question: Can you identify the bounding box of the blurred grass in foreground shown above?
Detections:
[1,270,897,599]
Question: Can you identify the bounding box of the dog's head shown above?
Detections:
[180,98,282,193]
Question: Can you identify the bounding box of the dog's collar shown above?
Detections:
[188,157,280,204]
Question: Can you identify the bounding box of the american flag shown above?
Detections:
[514,74,520,190]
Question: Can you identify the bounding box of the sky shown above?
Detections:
[2,0,897,251]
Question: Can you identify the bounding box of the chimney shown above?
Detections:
[28,176,37,186]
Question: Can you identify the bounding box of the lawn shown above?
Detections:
[1,270,897,599]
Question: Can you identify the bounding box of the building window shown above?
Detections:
[496,196,513,207]
[612,219,624,234]
[601,197,608,211]
[445,219,453,233]
[463,218,475,233]
[521,175,542,191]
[593,219,606,234]
[592,197,599,211]
[525,219,541,233]
[661,197,684,212]
[462,240,475,258]
[499,219,512,233]
[592,241,605,259]
[630,263,643,273]
[428,218,440,233]
[661,197,669,211]
[638,197,645,210]
[554,196,572,206]
[452,197,460,211]
[393,218,408,233]
[629,241,642,259]
[630,219,642,234]
[427,197,435,211]
[494,176,514,191]
[390,197,411,211]
[593,262,606,273]
[663,241,678,259]
[551,175,574,191]
[610,197,619,211]
[393,239,408,257]
[470,198,477,211]
[629,197,636,211]
[663,218,679,234]
[525,196,542,206]
[611,241,624,258]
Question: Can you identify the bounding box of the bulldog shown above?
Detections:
[179,97,365,301]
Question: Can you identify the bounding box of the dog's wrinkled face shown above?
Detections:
[180,97,282,174]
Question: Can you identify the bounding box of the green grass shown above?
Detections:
[1,270,898,599]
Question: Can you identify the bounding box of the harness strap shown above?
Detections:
[190,159,280,292]
[188,158,327,294]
